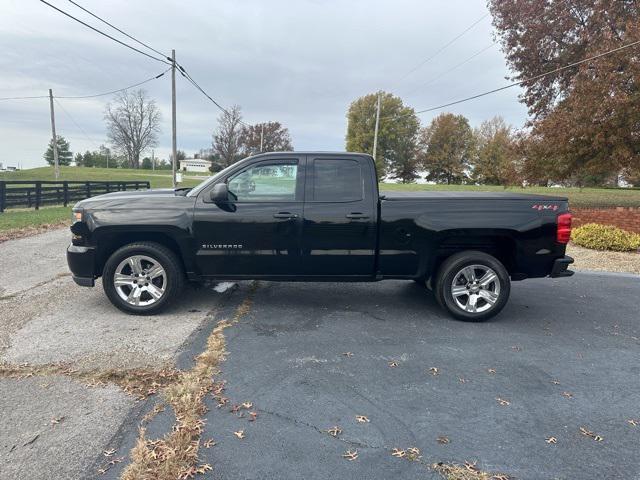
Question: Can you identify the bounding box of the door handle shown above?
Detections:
[273,212,299,219]
[346,213,370,219]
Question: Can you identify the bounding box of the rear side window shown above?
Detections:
[312,159,363,202]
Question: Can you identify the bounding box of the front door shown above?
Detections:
[193,158,304,277]
[301,155,377,277]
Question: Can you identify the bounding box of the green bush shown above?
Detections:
[571,223,640,252]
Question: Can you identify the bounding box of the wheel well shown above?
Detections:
[95,232,185,276]
[430,235,516,280]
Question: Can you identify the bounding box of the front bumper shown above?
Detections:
[66,244,96,287]
[550,255,574,278]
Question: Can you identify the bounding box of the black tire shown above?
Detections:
[434,251,510,322]
[102,242,184,315]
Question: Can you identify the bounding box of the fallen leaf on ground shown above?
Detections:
[496,397,510,406]
[391,448,406,458]
[429,367,439,376]
[551,380,560,385]
[241,402,253,409]
[437,436,450,444]
[459,377,466,383]
[342,352,354,357]
[562,391,573,399]
[580,426,603,442]
[326,426,342,437]
[388,361,398,368]
[546,437,557,444]
[406,447,421,460]
[203,438,216,448]
[50,416,65,425]
[511,346,522,351]
[103,449,116,457]
[196,464,213,474]
[342,450,358,461]
[487,368,496,374]
[248,411,258,421]
[233,430,245,439]
[356,415,370,423]
[627,419,638,427]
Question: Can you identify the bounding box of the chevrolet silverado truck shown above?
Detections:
[67,152,574,321]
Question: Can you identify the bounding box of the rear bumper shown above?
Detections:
[550,255,574,278]
[67,244,96,287]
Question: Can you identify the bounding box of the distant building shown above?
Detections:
[179,158,212,173]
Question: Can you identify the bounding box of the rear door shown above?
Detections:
[301,155,377,277]
[193,157,304,276]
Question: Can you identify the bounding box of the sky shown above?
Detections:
[0,0,529,169]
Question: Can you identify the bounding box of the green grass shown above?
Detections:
[0,166,204,189]
[379,183,640,208]
[0,206,71,232]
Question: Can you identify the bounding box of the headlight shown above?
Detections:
[72,208,83,224]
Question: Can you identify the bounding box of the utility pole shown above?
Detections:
[48,89,60,180]
[171,49,177,188]
[152,149,155,171]
[372,92,381,164]
[260,123,264,153]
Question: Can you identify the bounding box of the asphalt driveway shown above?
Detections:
[189,274,639,480]
[1,227,638,479]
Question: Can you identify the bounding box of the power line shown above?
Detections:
[58,69,170,99]
[54,98,102,149]
[38,0,170,65]
[0,69,169,102]
[383,38,640,121]
[404,43,496,96]
[65,0,169,60]
[390,13,490,88]
[177,65,250,126]
[0,95,49,102]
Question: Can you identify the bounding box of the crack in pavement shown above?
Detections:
[256,407,388,450]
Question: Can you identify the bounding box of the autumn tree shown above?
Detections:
[44,135,73,166]
[346,91,420,179]
[105,89,160,169]
[488,0,640,184]
[472,116,520,186]
[212,105,244,167]
[418,113,474,184]
[239,121,293,157]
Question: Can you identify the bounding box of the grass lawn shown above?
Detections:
[0,206,71,233]
[0,166,204,189]
[380,183,640,208]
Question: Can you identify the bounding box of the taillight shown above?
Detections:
[557,213,572,244]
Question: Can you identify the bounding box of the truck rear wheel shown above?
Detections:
[434,251,510,322]
[102,242,184,315]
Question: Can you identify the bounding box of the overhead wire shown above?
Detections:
[38,0,171,65]
[382,38,640,121]
[390,13,490,88]
[0,69,169,102]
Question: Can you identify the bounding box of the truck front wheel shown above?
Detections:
[434,251,510,322]
[102,242,184,315]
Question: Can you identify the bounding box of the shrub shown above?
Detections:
[571,223,640,252]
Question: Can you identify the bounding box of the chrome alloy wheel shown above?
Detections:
[450,264,500,314]
[114,255,166,307]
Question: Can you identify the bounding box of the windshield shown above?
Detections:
[186,162,239,197]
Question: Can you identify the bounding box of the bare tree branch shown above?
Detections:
[105,89,161,168]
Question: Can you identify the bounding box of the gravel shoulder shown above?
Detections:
[567,243,640,275]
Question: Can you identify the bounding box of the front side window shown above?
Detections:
[228,162,298,202]
[312,159,363,202]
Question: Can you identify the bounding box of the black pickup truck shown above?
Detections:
[67,152,574,321]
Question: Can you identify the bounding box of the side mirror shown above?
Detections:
[210,183,229,203]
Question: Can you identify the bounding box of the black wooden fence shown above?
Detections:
[0,180,150,212]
